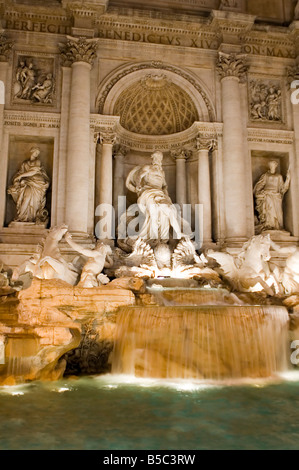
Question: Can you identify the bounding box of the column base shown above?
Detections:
[223,237,249,250]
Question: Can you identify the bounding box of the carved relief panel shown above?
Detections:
[249,78,283,123]
[12,54,56,107]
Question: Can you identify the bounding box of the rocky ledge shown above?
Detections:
[0,278,137,385]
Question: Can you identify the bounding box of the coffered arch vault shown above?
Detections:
[96,61,216,135]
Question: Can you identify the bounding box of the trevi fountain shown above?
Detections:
[1,0,299,451]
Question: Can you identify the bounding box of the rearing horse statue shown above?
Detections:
[207,234,275,296]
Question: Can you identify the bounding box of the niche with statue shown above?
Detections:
[5,137,53,228]
[252,151,293,238]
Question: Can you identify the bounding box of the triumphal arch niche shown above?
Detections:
[95,61,217,246]
[0,0,298,269]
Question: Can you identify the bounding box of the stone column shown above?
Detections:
[289,65,299,160]
[55,65,71,226]
[97,128,116,241]
[171,149,190,207]
[59,37,98,235]
[196,137,213,243]
[216,52,248,241]
[0,34,13,228]
[113,145,127,211]
[287,64,299,236]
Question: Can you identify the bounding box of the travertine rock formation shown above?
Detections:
[0,278,136,385]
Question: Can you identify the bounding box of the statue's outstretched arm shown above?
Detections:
[64,233,96,258]
[270,239,297,255]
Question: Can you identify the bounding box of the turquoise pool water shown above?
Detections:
[1,373,299,450]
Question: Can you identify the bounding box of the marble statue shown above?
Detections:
[122,150,192,246]
[31,73,54,104]
[19,61,36,100]
[207,234,276,295]
[250,81,282,122]
[0,261,9,288]
[12,225,79,285]
[64,232,113,288]
[15,59,27,98]
[7,146,50,225]
[253,160,290,233]
[266,242,299,296]
[114,236,221,285]
[14,59,54,104]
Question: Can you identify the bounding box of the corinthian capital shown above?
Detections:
[287,64,299,88]
[99,127,117,145]
[196,137,216,151]
[216,52,248,83]
[59,36,98,67]
[170,148,192,161]
[0,33,14,62]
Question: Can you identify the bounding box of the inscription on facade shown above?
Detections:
[4,19,71,35]
[243,44,295,59]
[98,29,219,49]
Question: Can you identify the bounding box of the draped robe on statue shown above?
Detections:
[254,171,289,231]
[126,163,191,243]
[8,158,50,223]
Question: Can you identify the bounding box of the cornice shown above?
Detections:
[101,121,222,153]
[1,1,298,59]
[2,1,68,21]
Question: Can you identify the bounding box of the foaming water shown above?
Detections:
[111,305,290,381]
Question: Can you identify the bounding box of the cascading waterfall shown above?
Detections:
[5,336,40,380]
[111,301,290,381]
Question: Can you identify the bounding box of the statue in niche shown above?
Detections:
[119,150,192,250]
[64,232,113,288]
[253,161,290,233]
[7,146,50,225]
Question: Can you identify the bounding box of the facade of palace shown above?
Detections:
[0,0,299,268]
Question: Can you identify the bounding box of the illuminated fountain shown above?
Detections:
[107,152,293,382]
[0,151,297,385]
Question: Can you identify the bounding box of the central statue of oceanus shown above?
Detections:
[118,150,192,251]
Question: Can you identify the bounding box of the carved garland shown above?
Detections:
[97,61,216,122]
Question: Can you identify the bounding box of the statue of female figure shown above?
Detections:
[8,146,50,224]
[254,160,290,232]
